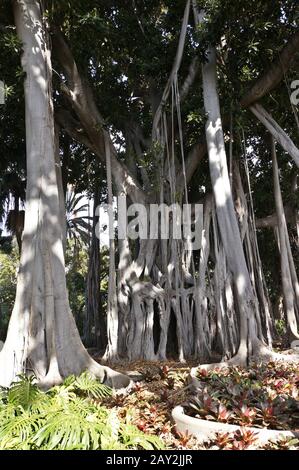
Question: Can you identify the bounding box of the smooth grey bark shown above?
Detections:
[234,159,273,345]
[103,132,119,361]
[0,0,129,388]
[255,205,295,228]
[200,41,260,362]
[42,0,297,364]
[271,138,299,341]
[54,124,66,252]
[182,31,299,189]
[250,103,299,168]
[152,0,190,139]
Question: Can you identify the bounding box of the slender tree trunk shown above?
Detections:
[54,124,66,251]
[0,0,129,388]
[234,159,273,345]
[84,189,106,351]
[13,195,23,253]
[271,137,299,342]
[103,132,119,361]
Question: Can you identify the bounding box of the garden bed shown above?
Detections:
[173,361,299,446]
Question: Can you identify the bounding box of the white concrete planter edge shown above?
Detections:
[172,405,299,445]
[184,366,299,444]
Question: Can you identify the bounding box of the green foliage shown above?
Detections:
[69,371,112,399]
[66,190,92,245]
[0,245,18,340]
[7,375,44,410]
[0,373,164,450]
[275,319,286,337]
[65,240,88,334]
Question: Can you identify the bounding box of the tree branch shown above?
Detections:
[255,205,295,229]
[55,108,98,154]
[250,103,299,168]
[241,31,299,108]
[52,28,146,204]
[180,56,200,102]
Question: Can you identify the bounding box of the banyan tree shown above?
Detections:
[0,0,298,386]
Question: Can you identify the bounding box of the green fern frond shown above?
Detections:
[0,402,17,423]
[8,375,43,410]
[100,409,121,450]
[62,375,76,387]
[48,384,77,404]
[74,371,112,399]
[33,399,107,450]
[0,374,164,450]
[120,423,165,450]
[0,386,9,404]
[0,408,42,449]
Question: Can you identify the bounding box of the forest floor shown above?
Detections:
[96,357,299,450]
[100,359,201,449]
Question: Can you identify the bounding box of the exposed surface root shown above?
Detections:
[87,358,132,389]
[193,341,299,375]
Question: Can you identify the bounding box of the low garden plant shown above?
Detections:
[186,361,299,430]
[0,372,164,450]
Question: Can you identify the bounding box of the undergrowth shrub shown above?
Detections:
[0,373,164,450]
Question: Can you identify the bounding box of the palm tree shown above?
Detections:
[65,189,92,246]
[0,173,25,252]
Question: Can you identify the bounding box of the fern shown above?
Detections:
[0,386,8,404]
[8,375,42,409]
[33,403,106,450]
[101,411,165,450]
[119,423,165,450]
[74,372,112,399]
[0,409,42,449]
[0,373,164,450]
[100,409,122,450]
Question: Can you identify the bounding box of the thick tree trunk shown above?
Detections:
[52,30,146,206]
[45,0,298,365]
[0,0,129,389]
[182,31,299,189]
[200,43,261,362]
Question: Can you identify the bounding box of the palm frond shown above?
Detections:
[74,371,112,399]
[65,189,92,244]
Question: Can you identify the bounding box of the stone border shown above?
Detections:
[172,405,299,444]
